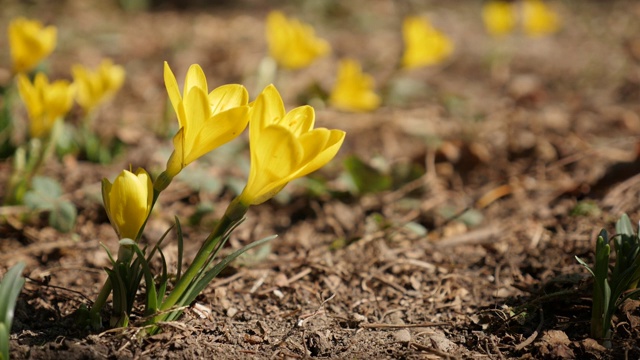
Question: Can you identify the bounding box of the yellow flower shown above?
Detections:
[522,0,560,37]
[266,11,330,70]
[162,62,250,181]
[329,59,381,113]
[72,59,126,114]
[17,73,75,139]
[8,17,57,74]
[482,1,517,36]
[238,85,345,205]
[401,16,454,69]
[102,168,153,240]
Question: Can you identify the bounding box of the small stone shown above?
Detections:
[393,329,411,343]
[226,307,238,318]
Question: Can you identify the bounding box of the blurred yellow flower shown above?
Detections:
[238,85,345,205]
[266,11,330,70]
[17,73,75,139]
[102,168,153,240]
[482,1,517,36]
[8,17,57,74]
[522,0,560,37]
[163,62,250,180]
[72,59,125,114]
[329,59,381,113]
[401,16,454,69]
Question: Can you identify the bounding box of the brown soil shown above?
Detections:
[2,0,640,359]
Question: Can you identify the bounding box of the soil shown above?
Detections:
[2,0,640,359]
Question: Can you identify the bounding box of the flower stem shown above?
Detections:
[150,197,248,329]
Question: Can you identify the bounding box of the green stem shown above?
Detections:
[88,278,112,328]
[153,197,248,322]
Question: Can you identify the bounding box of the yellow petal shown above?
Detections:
[185,106,249,164]
[242,125,303,205]
[101,178,114,228]
[9,18,57,73]
[183,64,208,97]
[297,129,346,178]
[166,128,186,178]
[482,1,517,36]
[329,59,381,112]
[181,87,212,158]
[135,168,154,214]
[164,61,182,117]
[250,84,286,144]
[281,105,315,136]
[401,16,453,69]
[265,11,329,70]
[108,169,152,240]
[522,0,560,37]
[209,84,249,114]
[100,59,126,93]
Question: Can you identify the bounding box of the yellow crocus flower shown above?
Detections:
[102,168,153,240]
[401,16,454,70]
[522,0,560,37]
[17,73,75,139]
[329,59,381,113]
[72,59,125,114]
[161,62,250,182]
[266,11,330,70]
[8,17,57,74]
[482,1,517,36]
[238,85,345,206]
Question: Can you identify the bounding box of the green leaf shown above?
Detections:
[156,247,168,307]
[99,242,117,266]
[176,217,184,283]
[49,201,77,232]
[128,243,158,315]
[615,214,635,239]
[0,323,8,360]
[105,268,129,328]
[343,155,392,194]
[177,235,277,313]
[23,176,63,211]
[0,262,26,337]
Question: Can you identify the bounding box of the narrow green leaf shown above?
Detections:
[104,268,128,327]
[129,243,158,314]
[99,243,117,266]
[180,235,277,309]
[176,217,184,283]
[156,248,168,306]
[576,256,595,277]
[0,323,9,360]
[0,262,26,327]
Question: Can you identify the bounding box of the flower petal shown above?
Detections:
[164,61,182,117]
[281,105,315,136]
[242,125,303,205]
[209,84,249,114]
[184,64,208,97]
[296,129,346,178]
[181,86,212,158]
[185,106,249,164]
[166,128,185,178]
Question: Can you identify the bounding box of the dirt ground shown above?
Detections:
[2,0,640,359]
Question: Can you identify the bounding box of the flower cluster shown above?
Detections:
[482,0,561,37]
[9,18,126,140]
[93,63,345,330]
[264,11,455,114]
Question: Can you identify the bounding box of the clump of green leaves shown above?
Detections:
[0,262,26,360]
[576,214,640,347]
[23,176,77,232]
